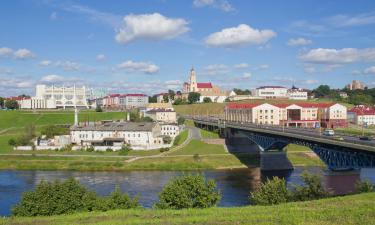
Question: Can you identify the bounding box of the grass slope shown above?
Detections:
[200,129,220,139]
[2,193,374,225]
[169,139,226,155]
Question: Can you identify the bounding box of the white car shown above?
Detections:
[323,129,335,136]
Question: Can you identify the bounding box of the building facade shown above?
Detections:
[252,86,288,99]
[287,87,308,100]
[225,102,347,128]
[144,109,177,123]
[348,106,375,126]
[346,80,366,90]
[119,94,148,109]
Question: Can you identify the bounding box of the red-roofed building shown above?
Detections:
[182,68,232,103]
[225,102,347,128]
[348,106,375,125]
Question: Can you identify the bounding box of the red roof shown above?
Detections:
[348,107,375,115]
[6,96,30,101]
[109,94,121,97]
[227,102,338,110]
[197,83,212,88]
[227,103,262,109]
[125,94,146,97]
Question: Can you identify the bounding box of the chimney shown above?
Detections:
[74,108,78,126]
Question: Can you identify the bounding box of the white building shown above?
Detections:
[287,87,308,100]
[348,107,375,126]
[252,86,288,99]
[70,122,165,150]
[144,109,177,123]
[119,94,149,109]
[19,84,89,109]
[160,124,180,137]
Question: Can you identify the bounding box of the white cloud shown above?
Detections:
[299,48,375,64]
[205,24,276,48]
[257,64,269,70]
[0,77,34,90]
[303,79,319,85]
[39,60,52,66]
[54,61,80,71]
[0,67,13,74]
[115,13,189,44]
[0,47,35,59]
[234,63,249,69]
[203,64,229,75]
[165,80,182,89]
[41,74,65,83]
[13,49,35,59]
[364,66,375,75]
[50,12,57,20]
[287,38,312,46]
[242,72,252,78]
[96,54,106,61]
[193,0,235,12]
[0,47,13,57]
[117,60,159,74]
[328,12,375,27]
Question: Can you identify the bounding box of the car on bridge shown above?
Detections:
[359,136,373,141]
[323,129,335,136]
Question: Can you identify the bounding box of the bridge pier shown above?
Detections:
[260,151,294,171]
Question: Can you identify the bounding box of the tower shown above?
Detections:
[189,67,197,92]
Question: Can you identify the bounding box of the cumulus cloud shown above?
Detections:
[242,72,252,78]
[287,38,312,46]
[193,0,235,12]
[234,63,249,69]
[96,54,106,61]
[299,48,375,64]
[54,61,80,71]
[115,13,189,44]
[0,47,35,59]
[205,24,276,48]
[202,64,229,75]
[50,12,57,20]
[117,60,159,74]
[39,60,52,66]
[364,66,375,75]
[40,74,82,84]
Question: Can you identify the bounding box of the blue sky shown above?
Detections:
[1,0,375,96]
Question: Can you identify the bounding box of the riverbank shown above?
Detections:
[2,192,374,224]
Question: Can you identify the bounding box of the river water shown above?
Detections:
[0,167,374,216]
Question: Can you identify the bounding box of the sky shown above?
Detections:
[1,0,375,96]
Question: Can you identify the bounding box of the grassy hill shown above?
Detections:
[2,192,374,225]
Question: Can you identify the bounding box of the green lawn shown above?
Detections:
[200,129,220,139]
[285,144,311,152]
[3,193,374,225]
[173,129,189,146]
[169,139,226,155]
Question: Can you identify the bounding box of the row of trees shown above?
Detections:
[313,85,375,105]
[13,173,374,217]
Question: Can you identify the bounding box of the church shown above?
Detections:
[182,68,234,103]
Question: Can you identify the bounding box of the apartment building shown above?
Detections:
[252,86,288,99]
[348,106,375,126]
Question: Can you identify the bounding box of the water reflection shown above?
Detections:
[0,167,374,216]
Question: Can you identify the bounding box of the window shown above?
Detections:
[265,110,268,113]
[260,110,263,113]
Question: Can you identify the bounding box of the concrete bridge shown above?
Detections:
[192,117,375,171]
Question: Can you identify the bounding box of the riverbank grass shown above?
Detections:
[2,192,374,225]
[285,144,325,167]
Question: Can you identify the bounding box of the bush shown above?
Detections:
[155,174,221,209]
[12,179,138,217]
[41,125,69,139]
[8,138,16,146]
[106,148,113,152]
[291,171,329,201]
[355,180,374,193]
[95,105,103,112]
[162,136,172,144]
[118,144,131,155]
[250,177,290,205]
[60,144,73,151]
[203,97,212,103]
[86,146,95,152]
[173,135,181,146]
[193,154,201,162]
[159,147,170,153]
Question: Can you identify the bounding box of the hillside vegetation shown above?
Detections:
[2,192,374,225]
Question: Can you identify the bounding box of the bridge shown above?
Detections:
[191,117,375,170]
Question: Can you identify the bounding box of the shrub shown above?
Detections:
[8,138,16,146]
[106,148,113,152]
[193,154,201,162]
[86,146,95,152]
[118,144,131,155]
[203,97,212,103]
[159,147,170,153]
[355,180,374,193]
[162,136,172,144]
[291,171,329,201]
[250,177,290,205]
[155,174,221,209]
[177,117,185,125]
[173,135,181,146]
[94,186,139,211]
[95,105,103,112]
[60,144,73,151]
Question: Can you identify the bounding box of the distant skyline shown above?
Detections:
[1,0,375,96]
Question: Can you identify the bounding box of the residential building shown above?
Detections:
[339,92,348,99]
[348,106,375,126]
[103,94,120,108]
[160,123,180,137]
[144,109,177,123]
[346,80,366,90]
[145,102,174,111]
[287,86,308,100]
[119,94,148,109]
[182,68,232,103]
[70,121,164,150]
[225,102,347,128]
[252,86,288,99]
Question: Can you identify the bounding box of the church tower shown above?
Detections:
[189,67,197,92]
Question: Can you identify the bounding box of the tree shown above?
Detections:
[162,135,172,144]
[155,174,221,209]
[177,116,185,125]
[250,177,290,205]
[168,89,176,100]
[355,180,374,193]
[148,95,157,103]
[188,92,201,104]
[291,171,329,201]
[41,125,69,138]
[203,97,212,103]
[233,88,251,95]
[95,105,103,112]
[348,93,372,105]
[313,85,331,98]
[0,97,4,108]
[163,94,169,103]
[173,98,187,105]
[5,99,19,109]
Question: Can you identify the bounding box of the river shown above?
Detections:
[0,167,374,216]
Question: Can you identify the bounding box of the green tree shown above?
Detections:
[313,85,331,98]
[250,177,290,205]
[168,89,176,100]
[203,97,212,103]
[177,116,185,125]
[233,88,251,95]
[162,135,172,144]
[348,93,372,105]
[95,104,103,112]
[355,180,374,193]
[94,186,139,211]
[41,125,69,138]
[173,98,187,105]
[149,95,157,103]
[291,171,329,201]
[0,97,4,108]
[5,99,19,109]
[188,92,201,104]
[163,94,169,103]
[155,174,221,209]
